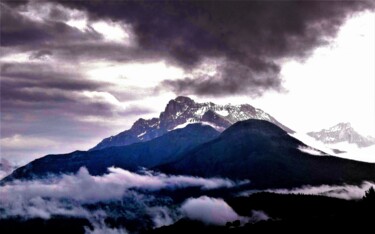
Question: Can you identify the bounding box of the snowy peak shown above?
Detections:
[330,122,352,131]
[308,123,375,148]
[91,96,293,150]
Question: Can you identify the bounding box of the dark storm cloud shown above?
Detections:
[1,1,167,64]
[162,60,283,97]
[0,2,101,47]
[1,62,117,117]
[31,0,373,96]
[1,62,98,91]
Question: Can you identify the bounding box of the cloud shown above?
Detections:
[85,221,128,234]
[27,0,372,96]
[0,167,249,232]
[0,2,100,47]
[259,181,375,200]
[147,206,177,228]
[0,167,245,219]
[0,134,59,151]
[2,0,373,168]
[0,158,17,180]
[162,59,283,97]
[180,196,243,226]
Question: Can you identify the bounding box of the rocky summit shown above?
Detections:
[91,96,292,150]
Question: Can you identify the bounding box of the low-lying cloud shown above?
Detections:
[180,196,269,226]
[1,165,241,201]
[0,167,245,219]
[0,158,17,180]
[239,182,375,200]
[269,182,375,200]
[180,196,241,226]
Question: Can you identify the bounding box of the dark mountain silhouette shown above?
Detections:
[3,124,219,181]
[4,120,374,189]
[158,120,375,188]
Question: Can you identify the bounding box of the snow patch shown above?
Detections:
[298,146,325,156]
[172,119,196,130]
[201,122,226,132]
[215,109,229,116]
[137,131,146,138]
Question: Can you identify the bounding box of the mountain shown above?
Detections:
[308,123,375,148]
[91,96,292,151]
[3,124,219,181]
[5,119,374,188]
[158,120,375,188]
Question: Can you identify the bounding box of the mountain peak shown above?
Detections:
[91,96,292,150]
[308,122,375,148]
[332,122,352,130]
[222,119,286,138]
[174,96,194,104]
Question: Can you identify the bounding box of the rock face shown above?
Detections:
[308,123,375,148]
[91,96,292,150]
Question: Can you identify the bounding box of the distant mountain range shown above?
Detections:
[308,123,375,148]
[91,96,292,151]
[4,119,374,188]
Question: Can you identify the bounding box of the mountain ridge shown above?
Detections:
[308,123,375,148]
[157,119,375,188]
[91,96,292,151]
[3,124,220,182]
[3,119,374,189]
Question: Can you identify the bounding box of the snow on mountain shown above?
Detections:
[307,123,375,148]
[290,132,375,163]
[91,96,292,150]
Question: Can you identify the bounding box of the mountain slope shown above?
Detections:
[308,123,375,148]
[3,124,219,181]
[158,120,375,188]
[91,96,292,150]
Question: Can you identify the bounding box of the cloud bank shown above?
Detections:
[263,182,375,200]
[0,167,245,219]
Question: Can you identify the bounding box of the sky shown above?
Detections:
[0,0,374,165]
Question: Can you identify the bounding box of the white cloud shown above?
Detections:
[259,12,375,137]
[291,132,375,163]
[0,134,59,151]
[147,206,177,228]
[0,167,245,218]
[332,144,375,163]
[91,21,131,44]
[180,196,241,226]
[0,166,249,233]
[85,61,184,89]
[180,196,269,226]
[263,181,375,200]
[85,221,128,234]
[193,12,375,137]
[0,158,17,180]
